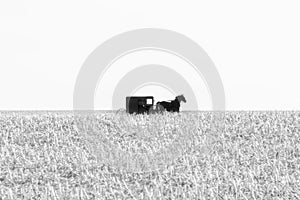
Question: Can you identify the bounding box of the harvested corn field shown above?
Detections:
[0,111,299,199]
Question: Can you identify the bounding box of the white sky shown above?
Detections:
[1,0,300,110]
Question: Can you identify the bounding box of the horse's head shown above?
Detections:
[176,94,187,103]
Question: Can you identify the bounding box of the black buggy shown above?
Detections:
[126,96,154,114]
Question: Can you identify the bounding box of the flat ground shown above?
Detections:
[0,111,299,199]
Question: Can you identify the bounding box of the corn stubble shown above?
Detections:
[0,111,299,199]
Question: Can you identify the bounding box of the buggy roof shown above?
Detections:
[126,96,154,99]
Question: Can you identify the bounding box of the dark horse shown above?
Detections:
[156,95,187,112]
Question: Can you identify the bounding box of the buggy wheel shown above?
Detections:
[149,104,165,114]
[149,106,156,114]
[156,104,165,112]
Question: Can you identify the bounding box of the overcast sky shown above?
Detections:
[1,0,300,110]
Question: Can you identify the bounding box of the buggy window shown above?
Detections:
[146,99,153,105]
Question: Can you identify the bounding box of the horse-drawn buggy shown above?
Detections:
[126,95,186,114]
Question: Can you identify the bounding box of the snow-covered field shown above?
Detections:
[0,111,299,199]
